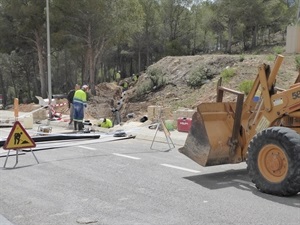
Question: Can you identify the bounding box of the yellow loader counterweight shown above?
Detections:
[179,55,300,196]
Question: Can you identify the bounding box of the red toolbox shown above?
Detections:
[177,117,192,132]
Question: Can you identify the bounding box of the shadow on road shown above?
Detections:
[184,168,300,208]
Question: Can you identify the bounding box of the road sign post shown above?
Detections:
[150,119,175,152]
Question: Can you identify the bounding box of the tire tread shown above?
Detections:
[247,127,300,196]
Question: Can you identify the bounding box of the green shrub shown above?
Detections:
[147,67,166,88]
[295,55,300,70]
[136,67,166,98]
[136,80,153,97]
[273,46,284,54]
[239,80,254,95]
[220,67,236,82]
[267,55,275,62]
[239,54,245,62]
[187,67,211,88]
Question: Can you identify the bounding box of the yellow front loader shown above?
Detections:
[179,55,300,196]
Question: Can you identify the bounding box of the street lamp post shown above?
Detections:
[46,0,52,124]
[296,0,300,53]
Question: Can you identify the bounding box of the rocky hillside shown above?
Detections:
[90,54,298,122]
[18,54,300,123]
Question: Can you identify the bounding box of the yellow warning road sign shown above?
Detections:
[3,121,36,150]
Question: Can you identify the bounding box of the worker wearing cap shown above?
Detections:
[132,73,138,82]
[99,118,113,128]
[115,71,121,83]
[73,85,88,131]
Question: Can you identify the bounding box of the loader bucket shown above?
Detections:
[179,102,239,167]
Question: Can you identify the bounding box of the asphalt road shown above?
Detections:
[0,138,299,225]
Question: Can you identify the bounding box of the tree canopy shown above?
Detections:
[0,0,298,106]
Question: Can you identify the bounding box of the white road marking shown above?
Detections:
[233,179,253,185]
[161,164,201,173]
[113,153,140,160]
[239,184,251,190]
[79,145,97,151]
[232,179,255,188]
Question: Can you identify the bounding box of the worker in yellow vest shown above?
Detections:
[99,118,113,128]
[122,80,128,92]
[73,85,88,131]
[132,73,138,82]
[115,71,121,83]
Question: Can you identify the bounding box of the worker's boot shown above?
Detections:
[78,122,83,132]
[74,121,78,131]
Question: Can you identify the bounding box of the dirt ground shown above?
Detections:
[17,54,300,123]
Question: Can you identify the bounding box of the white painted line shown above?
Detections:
[238,184,251,190]
[232,179,253,185]
[161,164,201,173]
[113,153,140,160]
[232,179,255,188]
[79,146,97,151]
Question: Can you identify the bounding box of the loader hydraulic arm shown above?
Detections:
[242,55,284,115]
[216,83,244,155]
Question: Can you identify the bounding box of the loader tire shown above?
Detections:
[247,127,300,196]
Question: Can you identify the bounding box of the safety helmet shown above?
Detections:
[82,85,88,90]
